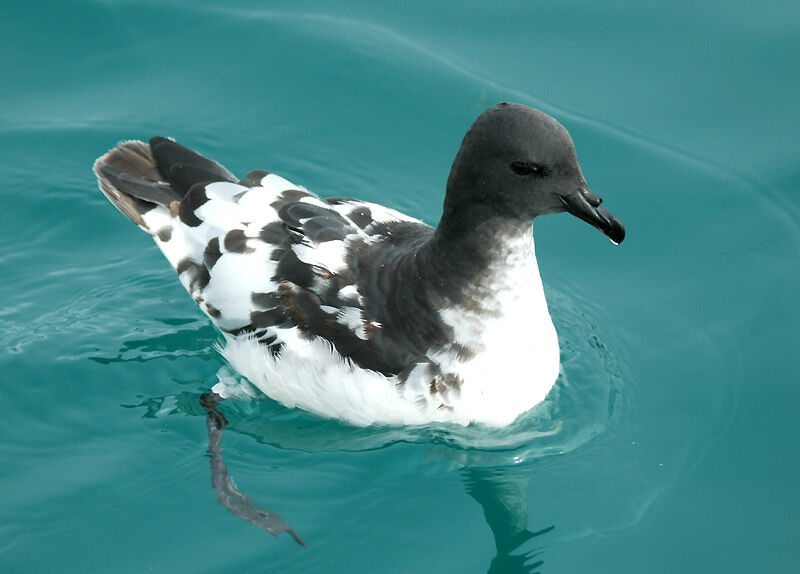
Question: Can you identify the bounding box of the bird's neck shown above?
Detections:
[420,215,540,308]
[351,218,547,372]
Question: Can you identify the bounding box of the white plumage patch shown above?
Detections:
[336,306,369,340]
[292,241,349,273]
[201,252,277,330]
[337,284,363,305]
[260,173,302,193]
[219,332,484,427]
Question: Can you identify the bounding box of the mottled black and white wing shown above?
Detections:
[94,137,426,372]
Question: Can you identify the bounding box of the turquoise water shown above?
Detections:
[2,1,799,571]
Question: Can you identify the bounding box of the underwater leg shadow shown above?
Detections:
[200,391,306,547]
[464,467,554,573]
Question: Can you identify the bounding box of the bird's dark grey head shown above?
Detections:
[441,102,624,244]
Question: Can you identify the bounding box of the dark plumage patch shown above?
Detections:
[149,136,235,194]
[425,368,462,397]
[253,330,284,357]
[176,258,210,291]
[253,330,277,345]
[223,229,253,253]
[285,226,307,245]
[277,202,347,228]
[250,308,290,329]
[309,274,356,313]
[169,163,230,194]
[132,196,157,217]
[322,197,350,205]
[176,258,193,275]
[102,172,179,207]
[267,342,284,357]
[439,372,462,394]
[348,207,373,229]
[347,221,456,365]
[203,237,222,269]
[224,325,284,358]
[277,284,334,337]
[273,249,315,289]
[259,221,286,244]
[252,292,280,309]
[301,216,351,243]
[179,183,210,227]
[240,169,271,187]
[274,282,422,376]
[449,342,476,362]
[206,303,222,319]
[270,189,313,212]
[156,226,173,242]
[192,265,211,291]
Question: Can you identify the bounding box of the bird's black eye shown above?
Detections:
[510,161,547,177]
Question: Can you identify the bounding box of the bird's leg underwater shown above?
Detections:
[200,391,229,430]
[200,391,306,547]
[464,468,554,573]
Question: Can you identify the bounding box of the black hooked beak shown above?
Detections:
[560,186,625,244]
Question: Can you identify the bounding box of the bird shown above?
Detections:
[93,102,624,428]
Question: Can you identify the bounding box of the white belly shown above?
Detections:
[219,316,559,429]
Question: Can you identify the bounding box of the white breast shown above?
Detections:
[425,226,560,426]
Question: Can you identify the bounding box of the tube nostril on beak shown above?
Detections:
[579,186,602,207]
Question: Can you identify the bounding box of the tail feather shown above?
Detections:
[149,136,237,194]
[94,137,238,229]
[94,141,177,228]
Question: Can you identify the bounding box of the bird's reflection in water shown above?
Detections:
[464,467,554,573]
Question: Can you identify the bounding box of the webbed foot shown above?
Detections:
[200,390,305,547]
